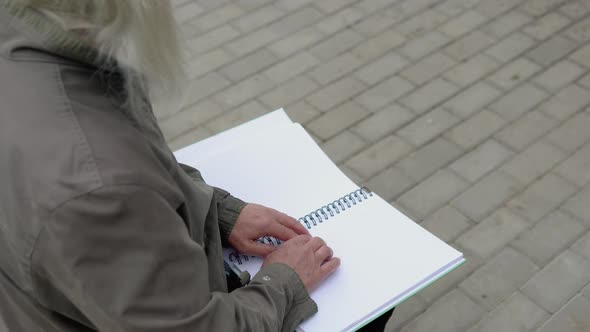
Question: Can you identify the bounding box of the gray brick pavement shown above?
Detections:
[161,1,590,330]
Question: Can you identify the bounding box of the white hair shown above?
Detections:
[13,0,186,127]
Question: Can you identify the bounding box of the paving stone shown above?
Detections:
[355,0,406,19]
[186,48,235,79]
[571,43,590,69]
[577,72,590,89]
[363,166,416,202]
[421,205,473,243]
[511,210,585,266]
[560,0,590,19]
[213,74,275,108]
[259,76,319,109]
[274,0,313,11]
[397,138,464,183]
[187,25,241,55]
[320,130,367,164]
[400,30,452,60]
[526,35,579,66]
[536,294,590,332]
[501,140,567,185]
[444,31,497,62]
[354,76,414,111]
[440,10,488,37]
[507,172,578,223]
[397,108,461,147]
[444,82,503,118]
[476,0,526,18]
[445,110,506,149]
[523,12,571,40]
[192,3,245,32]
[400,289,485,332]
[350,29,407,62]
[398,169,470,221]
[416,244,483,304]
[481,10,533,38]
[490,83,548,121]
[306,101,369,140]
[205,100,268,133]
[572,231,590,261]
[174,2,204,24]
[444,54,500,87]
[520,0,569,17]
[232,5,285,32]
[522,250,590,313]
[314,0,358,14]
[565,16,590,43]
[452,171,525,222]
[315,7,366,35]
[400,52,457,86]
[486,32,536,63]
[450,140,514,182]
[487,57,542,90]
[268,27,326,58]
[467,292,550,332]
[534,60,586,92]
[160,100,225,140]
[353,52,409,86]
[283,101,320,124]
[394,9,446,38]
[396,9,449,38]
[309,29,365,61]
[555,144,590,186]
[184,72,233,106]
[495,110,558,151]
[351,104,415,142]
[546,111,590,153]
[459,247,539,310]
[263,51,320,84]
[220,48,278,82]
[538,84,590,120]
[351,6,403,37]
[455,208,529,258]
[384,294,427,332]
[306,78,367,112]
[400,79,460,115]
[346,135,414,179]
[434,0,481,16]
[562,185,590,227]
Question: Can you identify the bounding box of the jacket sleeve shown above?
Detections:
[179,163,247,244]
[32,184,317,332]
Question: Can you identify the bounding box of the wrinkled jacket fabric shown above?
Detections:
[0,1,317,331]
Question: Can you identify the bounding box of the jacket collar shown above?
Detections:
[0,0,105,68]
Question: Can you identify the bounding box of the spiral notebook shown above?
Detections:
[174,109,465,332]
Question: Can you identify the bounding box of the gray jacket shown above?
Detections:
[0,1,316,331]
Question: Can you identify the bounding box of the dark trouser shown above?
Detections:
[357,308,395,332]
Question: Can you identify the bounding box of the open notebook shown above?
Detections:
[174,109,465,332]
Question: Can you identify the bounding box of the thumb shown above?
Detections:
[245,242,277,257]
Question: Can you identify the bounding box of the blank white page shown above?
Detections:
[300,196,463,332]
[174,109,293,163]
[190,124,359,218]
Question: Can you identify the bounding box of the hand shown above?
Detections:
[263,235,341,291]
[228,203,310,256]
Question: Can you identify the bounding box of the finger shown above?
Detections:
[267,222,299,241]
[278,213,310,235]
[320,257,341,278]
[308,237,327,252]
[285,234,312,245]
[243,242,276,257]
[315,246,333,263]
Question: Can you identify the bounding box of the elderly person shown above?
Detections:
[0,1,342,331]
